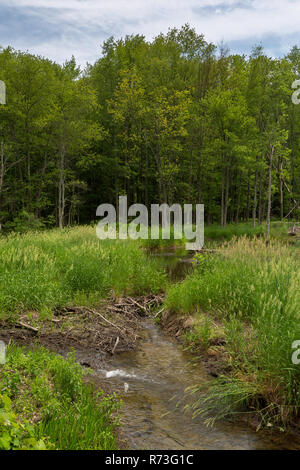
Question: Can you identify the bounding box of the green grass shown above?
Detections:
[0,226,166,318]
[0,343,119,449]
[139,225,188,249]
[140,220,297,249]
[165,237,300,427]
[204,222,264,241]
[1,221,299,433]
[204,220,297,243]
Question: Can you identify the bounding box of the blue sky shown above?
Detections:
[1,0,300,66]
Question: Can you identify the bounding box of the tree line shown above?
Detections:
[1,24,300,233]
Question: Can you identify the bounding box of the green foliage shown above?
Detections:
[1,27,300,231]
[204,222,265,241]
[166,237,300,425]
[0,226,166,317]
[4,210,46,233]
[184,316,215,352]
[0,394,46,450]
[39,387,119,450]
[0,343,119,450]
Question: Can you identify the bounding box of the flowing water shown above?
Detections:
[96,250,300,450]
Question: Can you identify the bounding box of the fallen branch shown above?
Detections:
[18,321,38,333]
[284,202,299,219]
[86,307,124,333]
[127,297,148,313]
[107,305,125,314]
[112,336,120,354]
[154,307,165,318]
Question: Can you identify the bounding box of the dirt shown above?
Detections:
[0,294,228,379]
[0,294,163,369]
[0,294,164,450]
[159,309,229,378]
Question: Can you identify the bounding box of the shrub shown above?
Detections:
[0,394,46,450]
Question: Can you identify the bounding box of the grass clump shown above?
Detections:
[184,313,224,353]
[0,226,166,318]
[0,343,119,449]
[165,237,300,427]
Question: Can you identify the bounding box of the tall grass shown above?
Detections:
[141,220,295,249]
[204,220,296,242]
[0,226,166,318]
[0,343,119,449]
[165,238,300,426]
[204,222,264,241]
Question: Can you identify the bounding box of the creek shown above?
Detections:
[97,249,300,450]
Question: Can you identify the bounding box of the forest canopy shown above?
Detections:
[0,24,300,231]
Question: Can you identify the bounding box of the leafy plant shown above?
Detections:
[0,394,46,450]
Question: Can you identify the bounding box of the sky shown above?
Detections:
[1,0,300,66]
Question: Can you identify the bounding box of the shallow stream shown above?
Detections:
[96,250,300,450]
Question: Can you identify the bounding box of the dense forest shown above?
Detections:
[0,24,300,232]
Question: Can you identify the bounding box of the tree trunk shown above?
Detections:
[235,175,241,224]
[258,170,263,225]
[278,158,284,221]
[58,144,65,229]
[223,165,230,227]
[252,165,258,228]
[266,146,274,244]
[187,145,193,203]
[145,146,149,209]
[221,165,225,227]
[245,172,250,222]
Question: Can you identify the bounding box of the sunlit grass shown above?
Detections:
[165,237,300,426]
[204,220,295,242]
[0,226,166,318]
[0,343,119,449]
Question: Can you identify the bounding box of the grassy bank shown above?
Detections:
[204,220,299,244]
[165,237,300,427]
[0,227,166,449]
[1,222,300,442]
[0,226,165,319]
[0,343,119,449]
[141,220,299,250]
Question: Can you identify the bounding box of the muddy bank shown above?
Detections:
[0,295,163,368]
[159,309,300,439]
[2,296,300,449]
[159,309,228,378]
[94,318,300,450]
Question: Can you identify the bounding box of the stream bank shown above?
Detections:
[1,248,300,449]
[94,318,300,450]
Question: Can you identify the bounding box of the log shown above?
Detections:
[288,225,300,236]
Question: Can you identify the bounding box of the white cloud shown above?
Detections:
[1,0,300,65]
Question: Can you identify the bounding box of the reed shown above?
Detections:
[165,237,300,426]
